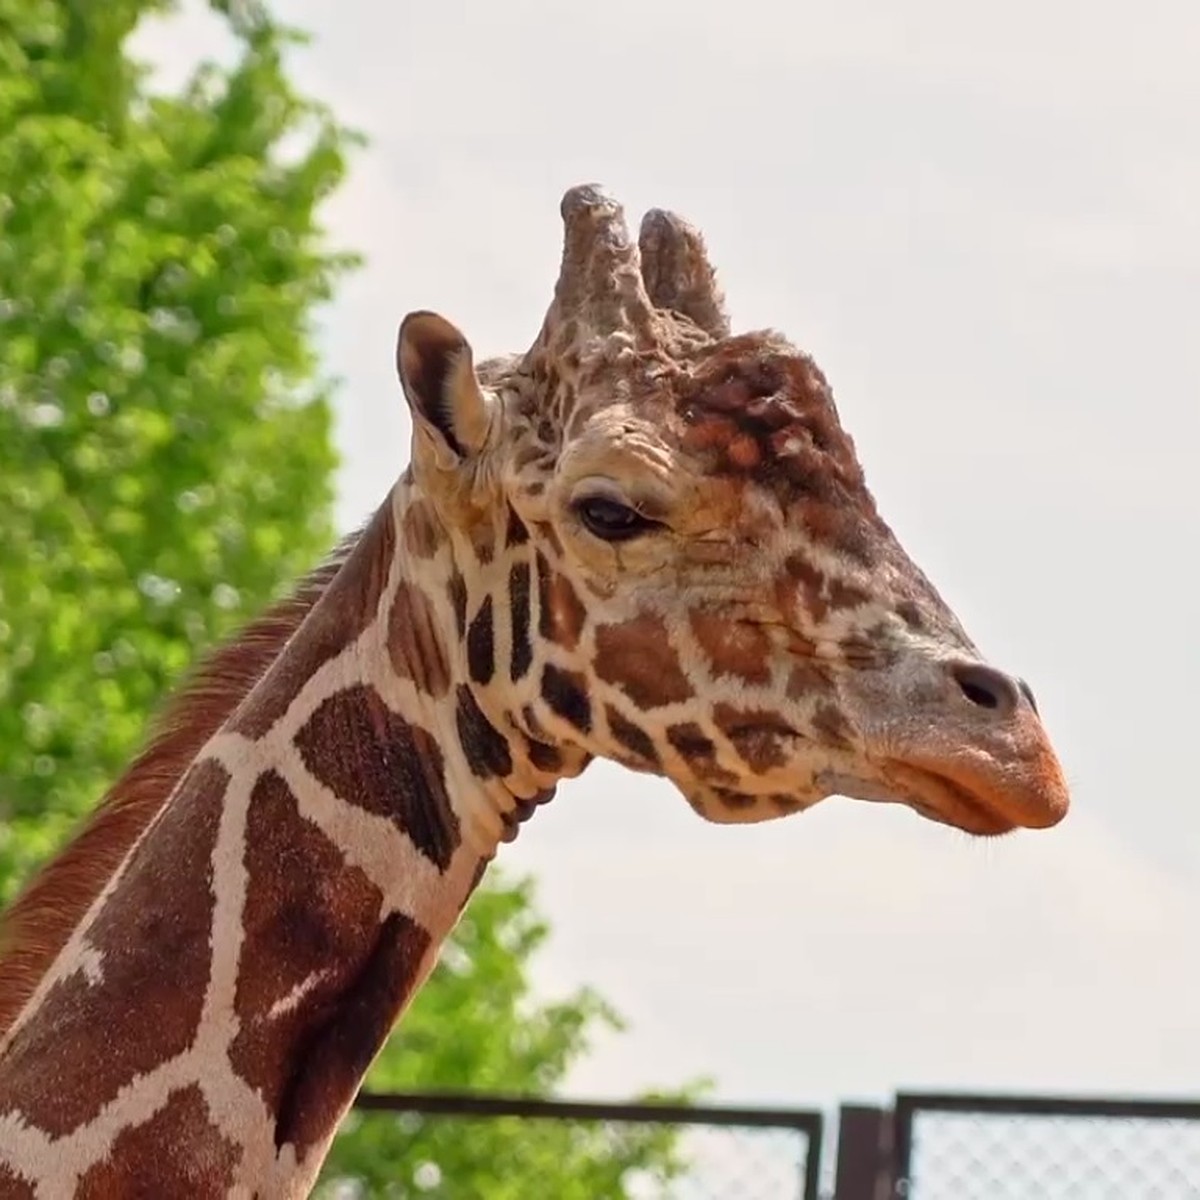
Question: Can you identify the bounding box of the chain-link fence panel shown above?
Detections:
[894,1095,1200,1200]
[320,1093,822,1200]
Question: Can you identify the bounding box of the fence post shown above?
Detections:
[832,1104,896,1200]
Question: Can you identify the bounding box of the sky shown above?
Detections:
[132,0,1200,1121]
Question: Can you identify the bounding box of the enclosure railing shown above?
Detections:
[345,1090,825,1199]
[835,1091,1200,1200]
[342,1088,1200,1198]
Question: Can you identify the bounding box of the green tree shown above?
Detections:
[0,0,353,886]
[0,4,696,1195]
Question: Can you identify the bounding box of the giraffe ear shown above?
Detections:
[397,311,496,468]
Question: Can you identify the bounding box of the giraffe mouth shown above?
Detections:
[816,764,1017,836]
[883,763,1020,837]
[880,754,1068,838]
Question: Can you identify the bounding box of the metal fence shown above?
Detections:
[892,1093,1200,1200]
[834,1092,1200,1200]
[332,1090,1200,1199]
[335,1091,824,1199]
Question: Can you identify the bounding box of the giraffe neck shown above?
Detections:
[0,485,558,1197]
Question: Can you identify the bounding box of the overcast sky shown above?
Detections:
[135,1,1200,1114]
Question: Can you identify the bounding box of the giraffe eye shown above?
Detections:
[573,495,663,542]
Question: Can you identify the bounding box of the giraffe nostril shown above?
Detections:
[1018,678,1039,714]
[949,662,1023,718]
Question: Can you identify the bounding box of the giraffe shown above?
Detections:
[0,185,1069,1197]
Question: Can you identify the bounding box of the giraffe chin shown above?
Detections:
[683,783,824,825]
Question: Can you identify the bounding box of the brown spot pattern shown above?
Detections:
[771,794,806,814]
[0,760,227,1137]
[787,659,832,699]
[540,665,592,733]
[689,612,773,686]
[526,736,565,774]
[228,771,383,1112]
[447,571,468,639]
[295,685,461,871]
[713,787,758,811]
[537,554,587,650]
[388,581,451,698]
[812,703,854,749]
[466,595,496,684]
[594,615,694,708]
[666,723,738,785]
[231,504,396,739]
[275,913,430,1154]
[505,505,530,547]
[713,703,793,772]
[782,553,829,625]
[509,561,534,681]
[402,499,441,560]
[454,685,514,780]
[0,1164,34,1199]
[76,1085,238,1198]
[605,706,660,766]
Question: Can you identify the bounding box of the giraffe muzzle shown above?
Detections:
[839,655,1071,837]
[889,669,1068,836]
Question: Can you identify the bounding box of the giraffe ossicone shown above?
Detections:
[0,184,1069,1197]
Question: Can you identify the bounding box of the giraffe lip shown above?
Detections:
[882,756,1067,837]
[816,765,1012,835]
[887,763,1018,836]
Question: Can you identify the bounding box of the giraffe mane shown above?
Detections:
[0,528,363,1040]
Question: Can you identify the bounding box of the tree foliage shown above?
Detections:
[0,0,356,887]
[0,4,694,1195]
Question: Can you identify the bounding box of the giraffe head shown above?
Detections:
[394,185,1068,838]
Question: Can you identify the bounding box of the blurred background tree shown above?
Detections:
[0,3,694,1195]
[0,0,351,884]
